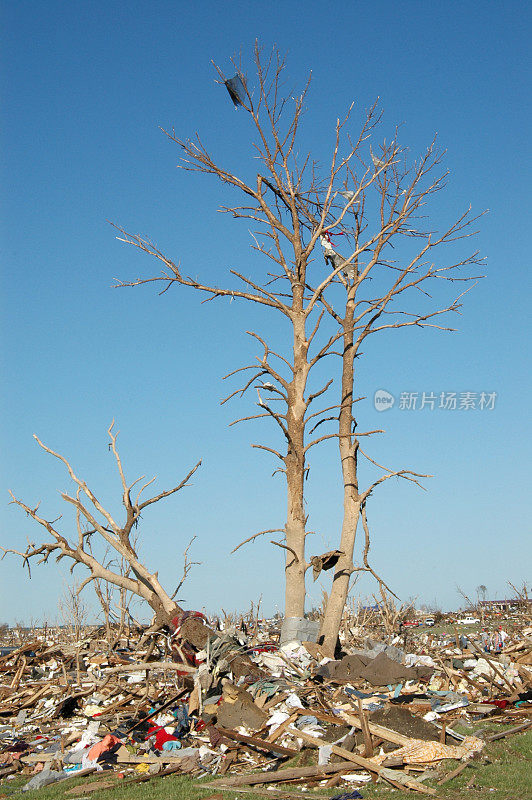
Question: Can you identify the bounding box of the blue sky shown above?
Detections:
[1,1,530,625]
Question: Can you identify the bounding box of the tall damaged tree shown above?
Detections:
[114,45,482,651]
[307,142,483,653]
[114,48,344,629]
[2,423,201,633]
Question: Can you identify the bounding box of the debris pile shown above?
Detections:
[1,617,531,796]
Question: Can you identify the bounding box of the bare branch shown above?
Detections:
[231,528,285,554]
[138,460,202,511]
[171,536,201,599]
[270,539,300,566]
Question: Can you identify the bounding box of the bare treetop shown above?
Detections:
[112,44,484,649]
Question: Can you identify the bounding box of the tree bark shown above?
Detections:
[284,288,309,619]
[320,290,361,654]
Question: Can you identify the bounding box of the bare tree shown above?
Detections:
[457,585,477,613]
[113,44,482,651]
[58,580,89,686]
[476,584,488,623]
[2,423,201,633]
[508,581,531,619]
[59,580,89,643]
[91,545,140,647]
[306,143,482,651]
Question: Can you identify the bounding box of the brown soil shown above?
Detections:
[370,705,439,742]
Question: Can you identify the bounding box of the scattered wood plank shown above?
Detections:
[468,641,515,694]
[127,762,193,784]
[0,764,19,778]
[486,720,531,741]
[95,660,196,680]
[357,698,374,758]
[339,711,419,747]
[267,711,299,742]
[199,788,334,800]
[215,725,298,757]
[437,761,470,785]
[66,779,117,795]
[20,684,53,709]
[292,728,436,795]
[206,761,360,787]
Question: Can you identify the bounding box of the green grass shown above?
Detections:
[2,731,530,800]
[420,622,480,637]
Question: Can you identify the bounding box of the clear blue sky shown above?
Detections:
[1,1,530,625]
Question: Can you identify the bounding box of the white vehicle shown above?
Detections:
[424,618,435,626]
[457,616,480,625]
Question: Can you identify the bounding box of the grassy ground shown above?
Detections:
[2,730,530,800]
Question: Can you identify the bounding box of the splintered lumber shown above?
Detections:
[445,664,486,694]
[206,761,364,787]
[114,751,196,764]
[200,789,334,800]
[127,762,191,784]
[66,779,117,795]
[437,761,470,785]
[268,711,299,742]
[339,711,417,747]
[10,657,26,690]
[20,683,53,708]
[215,725,298,756]
[468,641,515,694]
[0,764,19,778]
[299,706,414,749]
[0,642,40,666]
[292,728,436,796]
[124,687,189,733]
[357,698,374,757]
[486,720,532,741]
[97,660,196,676]
[21,754,57,763]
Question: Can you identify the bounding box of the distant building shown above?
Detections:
[478,598,531,612]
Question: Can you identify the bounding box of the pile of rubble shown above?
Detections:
[0,616,531,796]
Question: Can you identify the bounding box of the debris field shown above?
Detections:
[1,614,531,797]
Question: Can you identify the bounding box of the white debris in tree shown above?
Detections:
[370,145,386,170]
[320,235,355,279]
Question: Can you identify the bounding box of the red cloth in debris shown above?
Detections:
[481,699,509,709]
[146,725,179,750]
[87,734,122,761]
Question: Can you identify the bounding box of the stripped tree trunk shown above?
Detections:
[320,288,361,653]
[284,292,310,618]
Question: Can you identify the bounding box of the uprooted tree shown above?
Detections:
[115,45,482,652]
[2,423,201,633]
